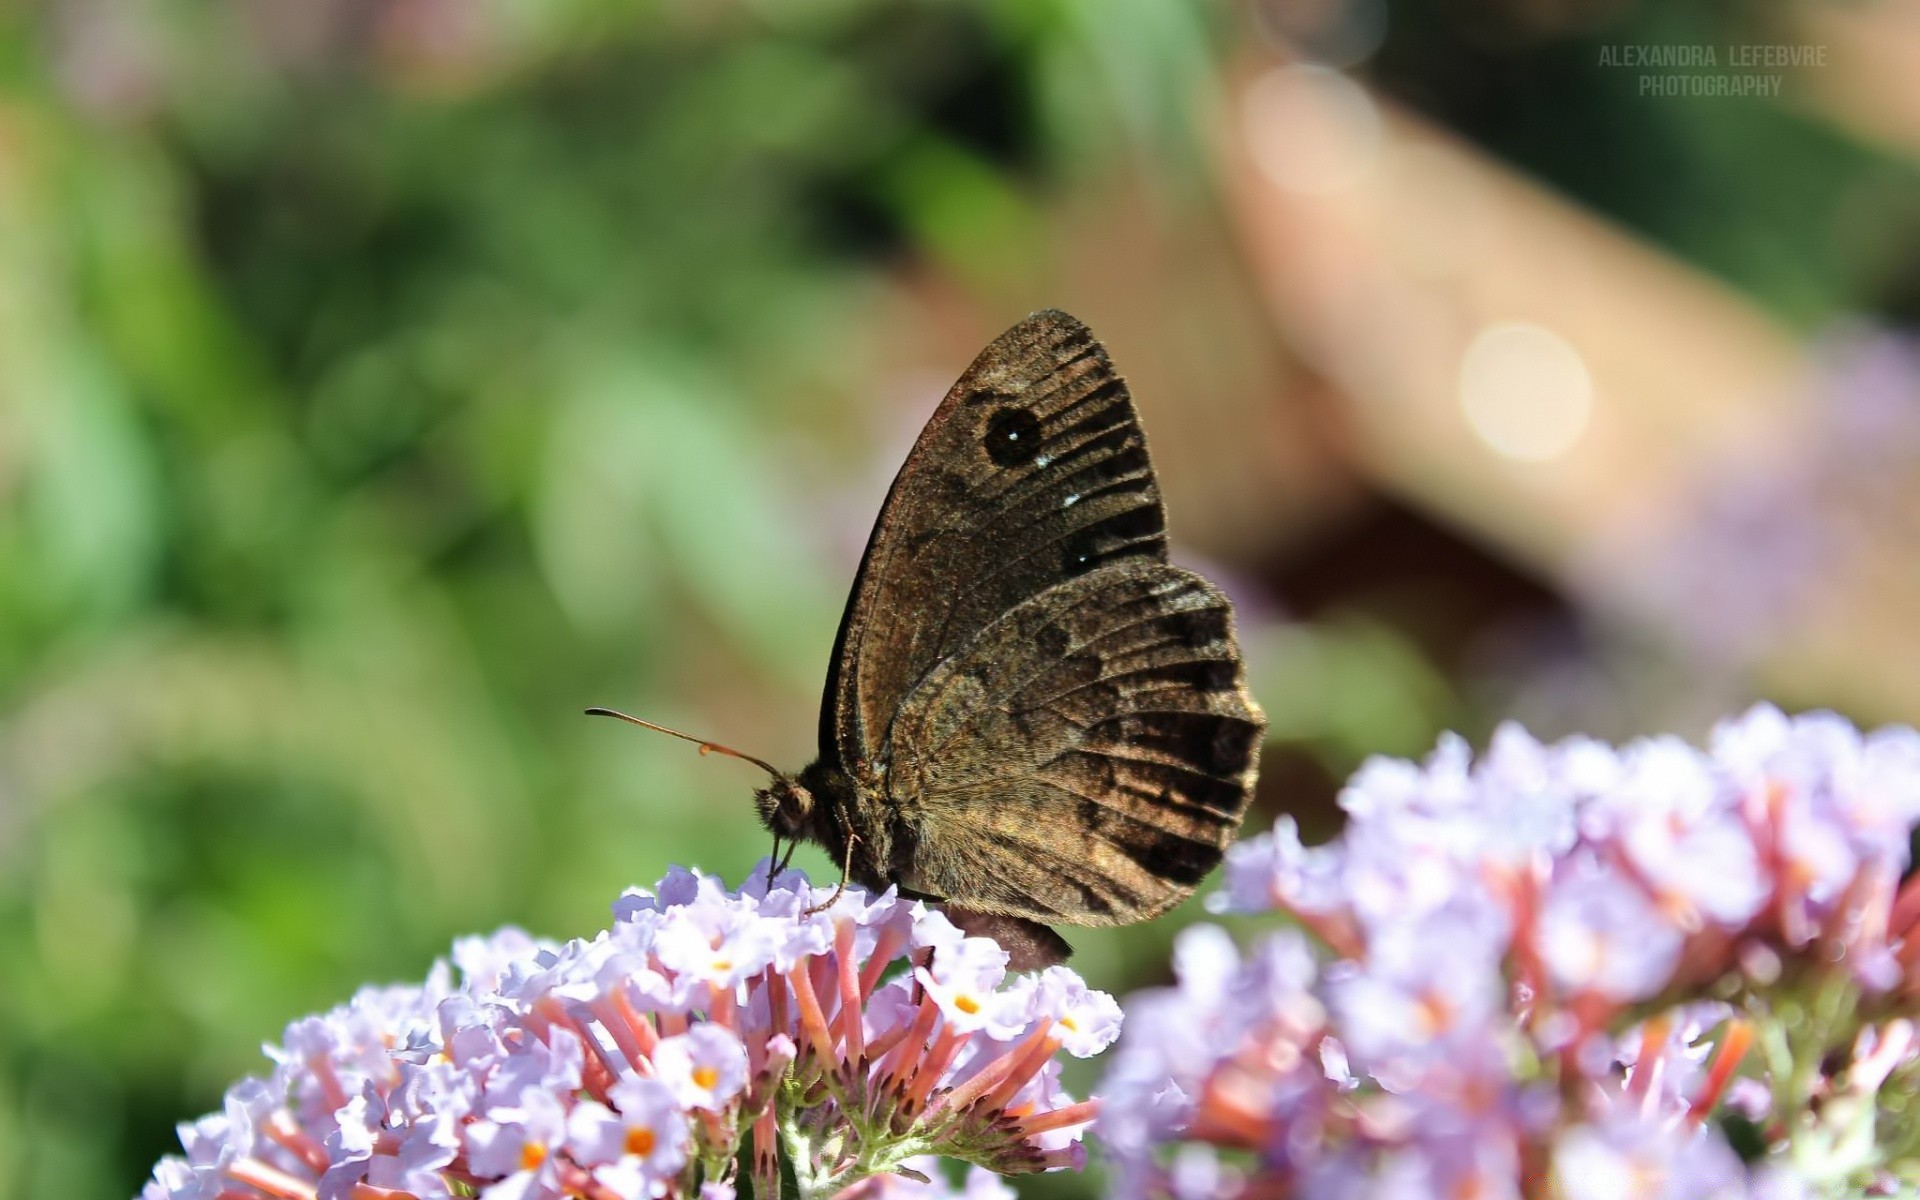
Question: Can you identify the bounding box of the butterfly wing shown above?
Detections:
[820,310,1171,771]
[882,562,1263,925]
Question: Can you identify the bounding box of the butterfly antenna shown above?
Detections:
[584,707,782,778]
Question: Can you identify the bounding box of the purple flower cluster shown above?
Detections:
[141,863,1119,1200]
[1101,705,1920,1197]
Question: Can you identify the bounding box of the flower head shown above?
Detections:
[1113,706,1920,1198]
[141,864,1117,1200]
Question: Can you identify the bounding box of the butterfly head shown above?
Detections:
[756,760,861,871]
[753,773,816,840]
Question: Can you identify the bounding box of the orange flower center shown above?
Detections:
[1416,991,1455,1036]
[955,994,981,1015]
[520,1141,548,1170]
[626,1127,656,1157]
[692,1065,720,1090]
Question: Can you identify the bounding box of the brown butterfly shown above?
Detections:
[595,310,1264,969]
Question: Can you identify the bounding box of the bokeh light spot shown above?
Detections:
[1458,323,1594,463]
[1243,64,1382,195]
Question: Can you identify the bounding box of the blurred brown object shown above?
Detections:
[1793,0,1920,160]
[1225,58,1805,563]
[1218,52,1920,724]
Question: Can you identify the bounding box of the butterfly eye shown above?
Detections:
[982,407,1044,467]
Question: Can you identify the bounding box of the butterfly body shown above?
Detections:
[754,310,1265,969]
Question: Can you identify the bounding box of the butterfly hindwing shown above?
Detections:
[881,562,1263,925]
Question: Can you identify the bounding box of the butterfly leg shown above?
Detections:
[802,828,860,915]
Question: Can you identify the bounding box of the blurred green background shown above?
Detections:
[5,0,1920,1197]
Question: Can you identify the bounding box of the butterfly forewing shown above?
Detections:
[821,311,1171,768]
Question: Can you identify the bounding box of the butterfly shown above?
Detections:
[596,310,1264,969]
